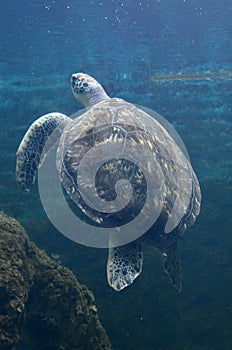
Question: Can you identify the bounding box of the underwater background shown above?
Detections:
[0,0,232,349]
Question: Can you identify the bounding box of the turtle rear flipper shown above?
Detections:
[163,240,182,292]
[16,113,71,194]
[107,242,143,291]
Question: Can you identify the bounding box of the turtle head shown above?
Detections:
[71,73,110,107]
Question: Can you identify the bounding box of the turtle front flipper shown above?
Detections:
[107,242,143,291]
[16,112,71,194]
[163,240,182,292]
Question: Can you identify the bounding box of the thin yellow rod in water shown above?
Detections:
[150,71,232,82]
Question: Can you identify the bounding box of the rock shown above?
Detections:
[0,212,112,350]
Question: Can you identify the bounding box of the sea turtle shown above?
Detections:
[16,72,201,292]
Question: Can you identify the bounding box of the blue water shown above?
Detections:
[1,0,232,349]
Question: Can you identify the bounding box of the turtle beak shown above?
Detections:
[71,75,75,88]
[71,74,78,89]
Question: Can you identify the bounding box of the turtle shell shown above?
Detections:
[56,98,201,237]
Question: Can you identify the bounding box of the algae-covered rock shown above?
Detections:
[0,212,112,350]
